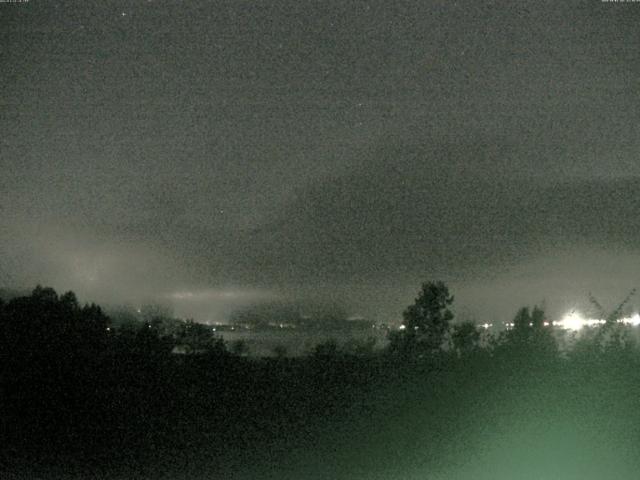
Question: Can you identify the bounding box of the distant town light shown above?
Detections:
[557,311,586,331]
[620,313,640,326]
[554,311,627,330]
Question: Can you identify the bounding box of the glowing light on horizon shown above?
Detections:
[555,311,640,331]
[621,313,640,326]
[557,311,592,331]
[478,311,640,332]
[168,289,276,301]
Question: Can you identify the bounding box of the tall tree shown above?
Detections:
[391,281,454,356]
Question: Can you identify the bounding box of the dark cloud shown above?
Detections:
[2,1,640,322]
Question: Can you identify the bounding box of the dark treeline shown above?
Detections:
[2,283,640,479]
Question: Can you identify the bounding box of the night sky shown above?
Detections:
[2,0,640,323]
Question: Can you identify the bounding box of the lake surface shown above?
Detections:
[217,328,390,357]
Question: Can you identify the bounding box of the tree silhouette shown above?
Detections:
[272,344,289,358]
[586,290,637,355]
[0,285,110,365]
[231,339,250,356]
[451,321,481,356]
[312,338,340,358]
[390,281,454,356]
[498,305,557,362]
[176,320,226,355]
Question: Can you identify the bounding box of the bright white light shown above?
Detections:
[556,311,609,330]
[620,313,640,326]
[557,311,587,331]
